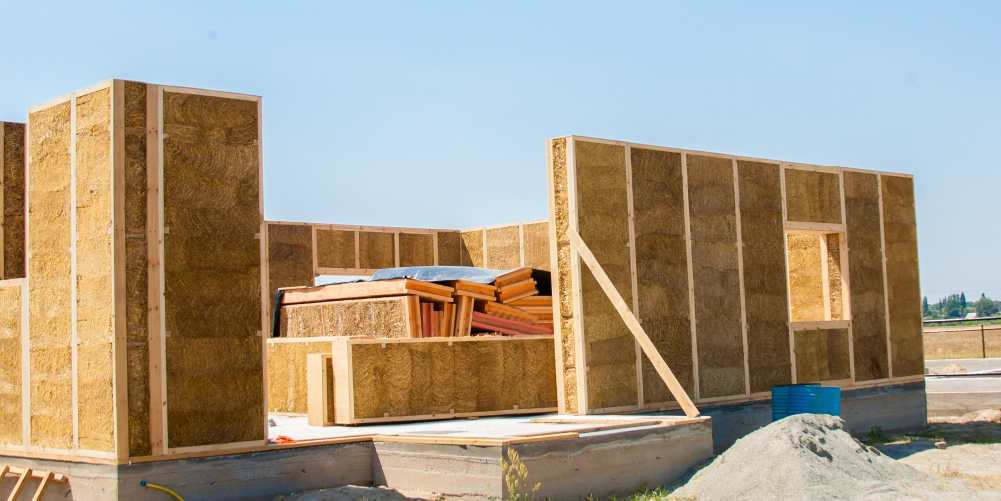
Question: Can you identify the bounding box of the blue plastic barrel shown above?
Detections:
[771,384,840,421]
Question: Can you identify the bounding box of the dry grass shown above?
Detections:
[923,327,1001,359]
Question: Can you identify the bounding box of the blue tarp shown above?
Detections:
[368,266,517,284]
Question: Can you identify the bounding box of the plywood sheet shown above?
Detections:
[281,297,409,338]
[630,148,693,404]
[267,339,332,414]
[881,176,922,377]
[0,282,22,446]
[315,229,354,269]
[574,140,636,410]
[162,91,263,447]
[27,101,73,449]
[459,230,484,268]
[3,123,26,279]
[687,154,745,399]
[436,231,461,266]
[844,171,888,381]
[359,231,394,270]
[550,138,577,413]
[267,223,313,313]
[784,169,842,224]
[399,233,434,267]
[737,161,792,393]
[485,225,521,270]
[787,234,825,322]
[522,222,550,271]
[794,328,851,383]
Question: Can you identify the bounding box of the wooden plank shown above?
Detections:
[791,320,851,331]
[732,159,751,397]
[546,139,567,414]
[779,164,796,384]
[29,471,53,501]
[371,432,577,447]
[331,339,353,425]
[145,84,165,456]
[442,302,455,338]
[405,295,421,338]
[453,295,473,337]
[566,227,699,418]
[479,301,539,324]
[471,312,553,335]
[155,84,169,450]
[7,468,31,501]
[111,79,129,460]
[493,267,532,288]
[681,152,699,401]
[876,174,893,379]
[624,144,643,407]
[70,93,79,452]
[281,279,453,305]
[786,221,845,233]
[567,137,588,415]
[307,354,334,426]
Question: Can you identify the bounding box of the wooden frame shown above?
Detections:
[306,353,334,426]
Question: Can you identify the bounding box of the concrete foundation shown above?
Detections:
[926,375,1001,417]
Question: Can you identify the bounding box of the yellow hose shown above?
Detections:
[141,480,185,501]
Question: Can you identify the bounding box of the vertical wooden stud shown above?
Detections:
[256,96,269,440]
[0,122,5,280]
[876,173,893,379]
[156,84,169,452]
[111,79,129,460]
[681,152,699,402]
[779,164,796,384]
[145,83,165,457]
[545,139,567,413]
[567,137,588,414]
[69,93,79,452]
[624,145,643,406]
[732,159,751,396]
[394,232,400,268]
[839,168,855,383]
[307,353,333,426]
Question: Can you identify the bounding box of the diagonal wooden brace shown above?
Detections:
[566,228,700,418]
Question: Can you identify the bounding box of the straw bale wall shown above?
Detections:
[280,297,409,338]
[785,169,842,223]
[3,123,25,279]
[794,328,851,383]
[0,281,22,446]
[27,100,73,449]
[267,339,333,414]
[575,141,636,411]
[359,231,394,270]
[346,337,556,420]
[737,160,792,393]
[436,230,461,266]
[459,229,484,267]
[844,171,888,381]
[687,154,745,399]
[881,176,923,377]
[162,91,263,447]
[522,222,550,271]
[787,234,825,322]
[485,225,520,270]
[267,223,313,311]
[316,229,354,269]
[630,148,692,404]
[550,138,577,413]
[399,232,434,267]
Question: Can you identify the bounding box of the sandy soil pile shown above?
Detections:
[928,362,968,375]
[671,414,924,500]
[957,408,1001,424]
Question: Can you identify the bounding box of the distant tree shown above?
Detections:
[975,293,999,318]
[922,297,930,317]
[961,292,967,308]
[943,294,963,318]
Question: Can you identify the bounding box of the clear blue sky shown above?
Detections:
[1,1,998,300]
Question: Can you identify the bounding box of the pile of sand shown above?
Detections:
[957,408,1001,423]
[671,414,924,500]
[928,362,967,375]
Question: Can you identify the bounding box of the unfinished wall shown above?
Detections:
[844,171,889,381]
[0,280,22,446]
[794,328,851,383]
[267,223,314,311]
[787,234,825,322]
[485,226,521,270]
[315,229,354,269]
[575,141,636,411]
[737,161,792,393]
[281,297,409,338]
[75,88,116,452]
[687,155,745,399]
[162,91,263,448]
[27,100,73,449]
[399,232,434,267]
[459,230,484,267]
[267,339,333,414]
[785,169,842,223]
[436,230,461,266]
[346,337,556,420]
[550,138,577,413]
[3,123,25,279]
[881,176,923,377]
[522,222,550,271]
[630,148,693,404]
[359,231,394,270]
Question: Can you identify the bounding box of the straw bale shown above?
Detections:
[361,298,408,338]
[687,154,745,399]
[165,337,263,447]
[436,230,461,266]
[737,161,792,393]
[459,230,484,267]
[881,176,922,377]
[827,234,844,320]
[485,225,521,270]
[359,231,394,270]
[282,297,408,338]
[75,88,116,452]
[787,234,825,322]
[452,341,478,413]
[27,101,73,449]
[794,328,851,383]
[316,229,354,269]
[784,169,842,224]
[551,138,577,412]
[630,148,693,404]
[320,301,363,336]
[127,345,150,456]
[563,367,578,414]
[124,81,147,232]
[3,123,26,279]
[399,232,434,267]
[0,283,22,446]
[267,223,313,310]
[161,91,263,447]
[429,342,454,411]
[574,141,636,409]
[124,80,147,130]
[844,171,888,381]
[266,340,332,414]
[522,222,550,271]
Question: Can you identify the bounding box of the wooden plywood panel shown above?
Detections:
[687,155,745,399]
[485,225,521,270]
[436,231,461,266]
[787,234,825,322]
[737,161,792,393]
[794,328,851,383]
[550,138,577,414]
[630,148,693,404]
[359,231,394,270]
[267,339,333,414]
[3,123,26,279]
[784,169,842,224]
[315,229,354,269]
[27,100,74,449]
[881,176,923,377]
[267,223,313,311]
[844,171,888,381]
[459,230,484,268]
[522,222,550,271]
[0,282,22,446]
[575,141,636,411]
[399,233,434,267]
[162,91,263,448]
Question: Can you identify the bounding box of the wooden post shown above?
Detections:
[983,324,986,359]
[307,353,334,426]
[566,228,699,418]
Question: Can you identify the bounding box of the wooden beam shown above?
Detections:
[779,164,796,384]
[29,471,53,501]
[546,139,567,414]
[623,145,643,407]
[7,468,31,501]
[732,159,751,397]
[786,221,845,233]
[111,79,129,460]
[567,137,588,414]
[566,227,699,418]
[877,173,893,379]
[681,152,700,401]
[0,121,5,280]
[70,92,79,452]
[145,83,165,457]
